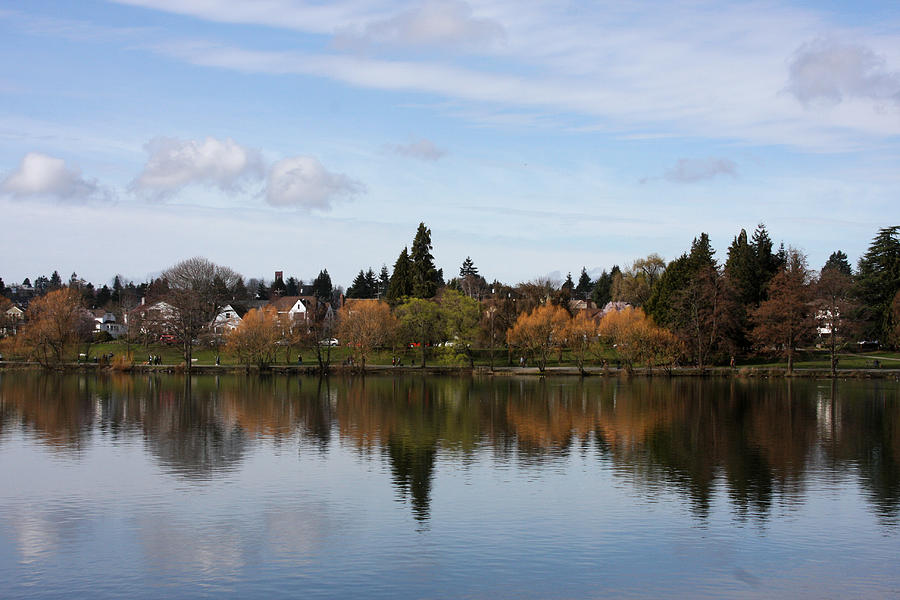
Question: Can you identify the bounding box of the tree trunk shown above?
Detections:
[830,329,837,378]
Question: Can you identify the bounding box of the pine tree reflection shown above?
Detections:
[1,373,899,523]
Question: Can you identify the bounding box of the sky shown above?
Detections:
[1,0,899,289]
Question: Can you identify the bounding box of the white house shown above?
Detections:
[93,310,127,339]
[212,304,243,334]
[269,296,309,322]
[126,300,177,336]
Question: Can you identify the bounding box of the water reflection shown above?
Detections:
[1,373,899,525]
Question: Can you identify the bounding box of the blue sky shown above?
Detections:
[1,0,899,288]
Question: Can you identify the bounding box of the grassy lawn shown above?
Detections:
[4,339,898,370]
[739,350,900,370]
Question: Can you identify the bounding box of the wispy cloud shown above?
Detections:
[662,157,738,183]
[786,38,900,107]
[388,138,446,161]
[334,0,505,51]
[143,1,900,152]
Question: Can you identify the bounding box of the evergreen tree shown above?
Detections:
[591,266,619,307]
[95,285,112,308]
[754,224,782,300]
[378,265,391,298]
[0,277,5,297]
[112,275,123,303]
[575,268,593,300]
[312,269,333,305]
[22,278,31,287]
[726,224,781,308]
[823,251,852,276]
[856,226,900,345]
[80,282,95,306]
[49,270,62,290]
[256,281,269,301]
[645,254,692,326]
[348,270,364,297]
[233,278,250,302]
[364,268,378,297]
[562,272,575,292]
[34,276,50,295]
[725,229,757,306]
[69,272,79,288]
[410,222,440,298]
[387,248,413,303]
[285,276,300,296]
[347,270,368,298]
[689,233,716,269]
[459,256,478,277]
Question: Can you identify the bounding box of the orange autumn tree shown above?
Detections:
[336,299,397,369]
[564,310,598,375]
[226,306,281,370]
[19,287,93,367]
[597,306,678,373]
[506,303,570,372]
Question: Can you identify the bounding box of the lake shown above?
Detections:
[1,372,898,599]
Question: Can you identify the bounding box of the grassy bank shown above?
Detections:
[2,340,899,374]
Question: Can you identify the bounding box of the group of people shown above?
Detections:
[391,357,404,366]
[147,355,161,365]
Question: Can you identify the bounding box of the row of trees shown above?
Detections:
[4,224,899,372]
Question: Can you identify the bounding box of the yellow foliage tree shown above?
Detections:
[597,306,680,373]
[564,310,598,375]
[226,306,281,369]
[19,288,92,367]
[336,300,397,369]
[506,303,569,372]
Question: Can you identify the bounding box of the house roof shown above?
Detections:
[267,295,306,312]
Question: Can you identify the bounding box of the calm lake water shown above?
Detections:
[1,373,899,599]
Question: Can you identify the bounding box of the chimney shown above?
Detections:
[275,270,283,282]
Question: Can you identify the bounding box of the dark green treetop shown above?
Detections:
[823,251,852,276]
[410,222,440,298]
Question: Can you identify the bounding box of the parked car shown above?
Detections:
[319,338,339,346]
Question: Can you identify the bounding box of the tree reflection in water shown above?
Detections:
[1,373,898,524]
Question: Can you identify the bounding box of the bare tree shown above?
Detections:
[815,266,860,376]
[161,257,242,371]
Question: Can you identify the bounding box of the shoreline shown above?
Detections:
[1,361,899,379]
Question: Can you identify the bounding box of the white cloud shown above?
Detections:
[786,38,900,107]
[265,156,361,210]
[132,136,263,197]
[389,138,446,161]
[336,0,505,50]
[1,152,102,200]
[664,158,738,183]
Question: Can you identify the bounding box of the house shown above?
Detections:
[92,309,127,339]
[568,299,597,313]
[212,304,245,335]
[268,295,309,323]
[599,301,631,317]
[126,299,177,338]
[2,304,25,336]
